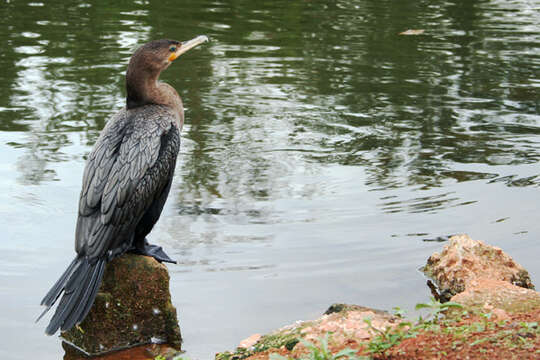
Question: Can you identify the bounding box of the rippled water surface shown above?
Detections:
[1,0,539,358]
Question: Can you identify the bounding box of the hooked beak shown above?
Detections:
[169,35,209,61]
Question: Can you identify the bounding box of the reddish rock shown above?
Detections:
[450,278,540,315]
[296,307,399,347]
[422,234,534,300]
[61,254,181,356]
[216,304,401,359]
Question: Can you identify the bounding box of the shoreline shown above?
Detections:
[216,234,539,360]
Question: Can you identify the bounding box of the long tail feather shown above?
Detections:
[62,259,105,331]
[36,258,81,323]
[40,258,80,307]
[76,260,106,327]
[37,256,107,335]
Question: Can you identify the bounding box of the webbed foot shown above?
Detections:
[131,239,177,264]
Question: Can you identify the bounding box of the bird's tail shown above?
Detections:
[37,256,106,335]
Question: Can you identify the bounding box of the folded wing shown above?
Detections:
[76,105,180,259]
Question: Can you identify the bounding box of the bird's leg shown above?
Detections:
[130,238,177,264]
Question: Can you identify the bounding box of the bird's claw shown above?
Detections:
[131,241,177,264]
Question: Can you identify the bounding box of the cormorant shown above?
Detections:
[37,36,208,335]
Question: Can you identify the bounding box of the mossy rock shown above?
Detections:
[215,303,396,359]
[61,254,181,355]
[324,303,389,316]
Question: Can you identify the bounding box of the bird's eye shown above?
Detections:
[169,46,177,52]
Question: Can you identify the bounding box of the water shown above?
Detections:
[0,0,539,358]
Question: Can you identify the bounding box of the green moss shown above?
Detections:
[255,332,300,351]
[516,269,535,290]
[215,348,250,360]
[214,327,303,359]
[324,303,389,316]
[61,254,182,355]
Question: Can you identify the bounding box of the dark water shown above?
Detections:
[1,0,539,358]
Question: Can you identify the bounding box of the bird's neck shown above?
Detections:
[125,71,184,128]
[126,70,161,109]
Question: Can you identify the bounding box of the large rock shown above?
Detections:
[422,234,534,300]
[61,254,181,356]
[216,303,401,360]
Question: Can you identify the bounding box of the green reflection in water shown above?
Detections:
[1,0,538,195]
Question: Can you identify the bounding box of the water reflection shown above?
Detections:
[1,0,538,194]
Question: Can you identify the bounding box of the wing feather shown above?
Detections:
[75,105,179,259]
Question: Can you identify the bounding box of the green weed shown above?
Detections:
[269,333,367,360]
[363,297,463,355]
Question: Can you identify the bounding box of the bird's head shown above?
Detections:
[128,36,209,75]
[126,36,208,109]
